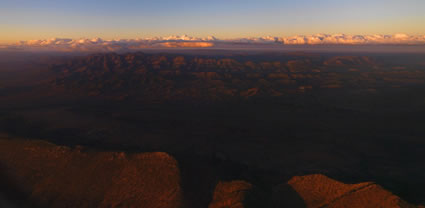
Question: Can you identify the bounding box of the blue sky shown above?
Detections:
[1,0,424,43]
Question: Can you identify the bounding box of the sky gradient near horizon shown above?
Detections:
[1,0,425,43]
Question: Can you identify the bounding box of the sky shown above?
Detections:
[1,0,425,43]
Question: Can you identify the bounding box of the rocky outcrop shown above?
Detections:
[0,138,422,208]
[288,174,417,208]
[206,175,422,208]
[208,181,252,208]
[0,139,182,208]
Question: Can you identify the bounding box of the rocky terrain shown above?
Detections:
[1,51,425,207]
[0,137,182,208]
[45,52,425,103]
[0,137,422,208]
[288,174,420,208]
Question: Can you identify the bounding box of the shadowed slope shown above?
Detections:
[208,180,252,208]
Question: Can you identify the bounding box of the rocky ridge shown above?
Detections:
[0,137,422,208]
[0,138,182,208]
[45,52,425,103]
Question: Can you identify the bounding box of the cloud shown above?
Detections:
[280,34,425,45]
[159,42,214,48]
[3,34,425,52]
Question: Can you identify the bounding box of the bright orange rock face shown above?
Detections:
[0,139,182,208]
[288,174,416,208]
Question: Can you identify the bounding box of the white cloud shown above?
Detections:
[3,34,425,52]
[280,34,425,45]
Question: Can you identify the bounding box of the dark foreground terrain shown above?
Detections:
[0,137,422,208]
[0,50,425,207]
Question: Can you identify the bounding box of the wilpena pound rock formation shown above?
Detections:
[0,137,422,208]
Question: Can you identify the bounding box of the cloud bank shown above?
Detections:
[2,34,425,52]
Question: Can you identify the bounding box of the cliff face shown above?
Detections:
[0,138,422,208]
